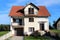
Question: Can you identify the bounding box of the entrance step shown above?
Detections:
[38,31,46,36]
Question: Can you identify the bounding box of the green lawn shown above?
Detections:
[24,29,60,40]
[0,31,9,36]
[50,29,60,34]
[24,36,51,40]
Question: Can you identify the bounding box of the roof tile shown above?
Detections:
[9,6,50,17]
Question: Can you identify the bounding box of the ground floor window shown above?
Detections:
[29,27,34,32]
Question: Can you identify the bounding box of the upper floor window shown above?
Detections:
[28,8,34,14]
[16,19,19,23]
[13,18,16,22]
[13,18,19,23]
[29,18,34,22]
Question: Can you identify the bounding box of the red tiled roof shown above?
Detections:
[9,6,24,16]
[9,6,50,17]
[38,6,50,16]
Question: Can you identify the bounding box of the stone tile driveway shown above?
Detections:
[8,36,24,40]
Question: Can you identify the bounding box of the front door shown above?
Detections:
[40,23,44,30]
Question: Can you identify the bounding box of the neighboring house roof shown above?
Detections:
[9,3,50,17]
[54,18,60,25]
[53,18,60,29]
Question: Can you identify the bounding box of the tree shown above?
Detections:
[0,24,10,31]
[49,23,53,29]
[53,21,57,29]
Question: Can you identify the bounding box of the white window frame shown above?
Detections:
[29,27,34,32]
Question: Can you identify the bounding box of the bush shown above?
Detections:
[30,31,41,37]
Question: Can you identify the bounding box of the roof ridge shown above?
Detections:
[9,5,50,17]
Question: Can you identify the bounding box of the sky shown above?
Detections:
[0,0,60,25]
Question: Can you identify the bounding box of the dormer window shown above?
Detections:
[29,8,34,14]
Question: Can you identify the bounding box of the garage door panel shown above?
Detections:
[15,28,23,36]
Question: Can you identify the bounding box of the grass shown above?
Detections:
[24,29,60,40]
[0,31,9,36]
[50,29,60,34]
[24,36,51,40]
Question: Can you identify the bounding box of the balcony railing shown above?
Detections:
[11,22,24,28]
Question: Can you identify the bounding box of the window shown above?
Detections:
[13,18,19,23]
[13,18,16,22]
[29,27,34,32]
[29,18,34,22]
[19,19,22,25]
[29,8,34,14]
[16,19,19,23]
[58,24,60,27]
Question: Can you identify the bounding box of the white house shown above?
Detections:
[9,3,50,36]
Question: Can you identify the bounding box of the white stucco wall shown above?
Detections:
[24,5,38,15]
[10,17,15,35]
[24,5,49,35]
[24,17,49,35]
[10,17,49,35]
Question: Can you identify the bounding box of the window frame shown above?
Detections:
[16,19,19,23]
[29,27,34,32]
[40,23,44,30]
[13,18,16,22]
[28,8,34,14]
[29,18,34,22]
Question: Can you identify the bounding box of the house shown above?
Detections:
[53,18,60,30]
[9,3,50,36]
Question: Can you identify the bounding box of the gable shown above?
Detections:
[55,18,60,24]
[57,21,60,24]
[24,4,38,15]
[25,3,39,10]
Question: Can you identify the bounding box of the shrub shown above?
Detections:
[30,31,41,37]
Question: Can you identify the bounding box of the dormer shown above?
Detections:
[24,3,39,15]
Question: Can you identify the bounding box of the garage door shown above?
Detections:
[15,28,23,36]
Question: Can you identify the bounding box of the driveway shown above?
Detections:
[8,36,24,40]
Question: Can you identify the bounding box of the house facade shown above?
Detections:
[53,18,60,30]
[9,3,50,36]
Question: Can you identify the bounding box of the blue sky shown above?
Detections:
[0,0,60,25]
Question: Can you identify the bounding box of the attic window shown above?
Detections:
[29,8,34,14]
